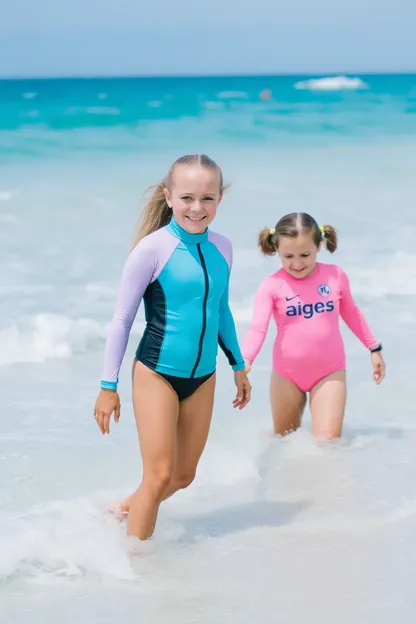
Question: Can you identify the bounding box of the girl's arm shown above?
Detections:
[100,240,156,390]
[242,278,275,366]
[218,276,246,371]
[209,231,246,371]
[338,267,380,350]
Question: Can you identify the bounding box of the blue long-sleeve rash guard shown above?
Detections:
[100,218,245,390]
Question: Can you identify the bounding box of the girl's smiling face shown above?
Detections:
[165,164,222,234]
[278,233,322,279]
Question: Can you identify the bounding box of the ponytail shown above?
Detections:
[258,227,277,256]
[132,180,172,248]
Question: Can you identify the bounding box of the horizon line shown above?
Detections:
[1,69,416,81]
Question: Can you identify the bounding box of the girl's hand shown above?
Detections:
[371,351,385,385]
[233,370,252,410]
[94,389,121,434]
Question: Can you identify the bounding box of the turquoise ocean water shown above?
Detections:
[1,73,416,621]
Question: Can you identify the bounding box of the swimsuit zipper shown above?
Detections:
[191,243,209,378]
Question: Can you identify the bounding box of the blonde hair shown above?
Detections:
[133,154,226,247]
[258,212,338,256]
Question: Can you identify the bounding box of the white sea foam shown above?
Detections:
[2,100,416,620]
[0,499,135,581]
[0,313,146,366]
[294,75,369,91]
[0,314,105,365]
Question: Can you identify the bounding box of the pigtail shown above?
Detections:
[258,227,277,256]
[321,224,337,253]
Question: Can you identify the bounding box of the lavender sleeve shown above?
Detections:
[100,230,177,390]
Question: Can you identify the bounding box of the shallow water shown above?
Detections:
[1,73,416,621]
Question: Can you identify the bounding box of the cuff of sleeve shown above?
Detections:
[370,343,382,353]
[101,380,118,390]
[232,361,246,371]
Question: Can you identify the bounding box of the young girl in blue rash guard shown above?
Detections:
[93,154,251,541]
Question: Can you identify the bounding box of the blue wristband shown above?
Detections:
[100,380,118,391]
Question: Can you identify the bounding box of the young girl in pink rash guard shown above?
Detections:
[242,212,385,439]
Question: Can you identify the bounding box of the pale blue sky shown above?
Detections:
[1,0,415,77]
